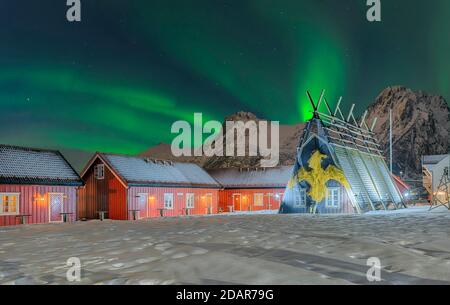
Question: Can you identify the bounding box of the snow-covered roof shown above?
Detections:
[100,153,220,187]
[0,144,82,186]
[208,166,292,188]
[422,154,449,165]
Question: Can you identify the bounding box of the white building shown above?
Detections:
[422,154,449,207]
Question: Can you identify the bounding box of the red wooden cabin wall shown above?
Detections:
[127,187,219,219]
[0,184,77,226]
[77,159,127,220]
[218,188,285,212]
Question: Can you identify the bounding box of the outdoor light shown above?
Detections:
[34,194,45,201]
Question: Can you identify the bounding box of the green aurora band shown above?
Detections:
[0,0,448,155]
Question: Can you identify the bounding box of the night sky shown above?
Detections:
[0,0,449,155]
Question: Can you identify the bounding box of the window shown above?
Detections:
[0,193,19,215]
[186,193,194,209]
[254,193,264,206]
[326,188,340,208]
[294,188,306,207]
[94,164,104,180]
[164,193,174,209]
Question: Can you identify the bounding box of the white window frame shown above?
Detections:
[94,164,105,180]
[294,188,306,207]
[164,193,174,210]
[254,193,264,206]
[186,193,195,209]
[326,188,340,208]
[275,192,283,201]
[0,193,20,215]
[300,189,306,206]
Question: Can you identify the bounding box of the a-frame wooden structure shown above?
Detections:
[280,90,406,214]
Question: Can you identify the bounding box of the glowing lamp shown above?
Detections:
[34,194,45,201]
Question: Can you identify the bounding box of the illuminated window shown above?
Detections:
[94,164,104,180]
[164,193,174,209]
[186,193,194,209]
[0,193,19,215]
[294,188,306,207]
[326,188,340,208]
[254,193,264,206]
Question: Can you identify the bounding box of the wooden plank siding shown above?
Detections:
[218,188,285,212]
[79,157,220,220]
[128,187,219,219]
[0,184,77,226]
[77,158,127,220]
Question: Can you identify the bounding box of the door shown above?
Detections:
[49,193,64,222]
[148,195,157,217]
[205,193,213,214]
[137,193,149,219]
[232,194,241,211]
[242,194,249,211]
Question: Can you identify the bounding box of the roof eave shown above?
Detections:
[0,179,83,187]
[127,182,221,189]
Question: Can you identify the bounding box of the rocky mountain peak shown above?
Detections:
[224,111,259,122]
[367,86,449,177]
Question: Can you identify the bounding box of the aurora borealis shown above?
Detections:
[0,0,449,155]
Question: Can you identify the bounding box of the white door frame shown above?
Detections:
[137,193,149,219]
[232,193,242,211]
[205,193,213,214]
[48,193,64,223]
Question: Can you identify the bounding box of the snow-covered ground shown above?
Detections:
[0,207,449,285]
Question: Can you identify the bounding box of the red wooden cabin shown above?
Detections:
[78,153,221,220]
[0,144,82,226]
[208,167,292,212]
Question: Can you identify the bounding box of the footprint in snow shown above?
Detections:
[171,252,189,259]
[190,248,208,255]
